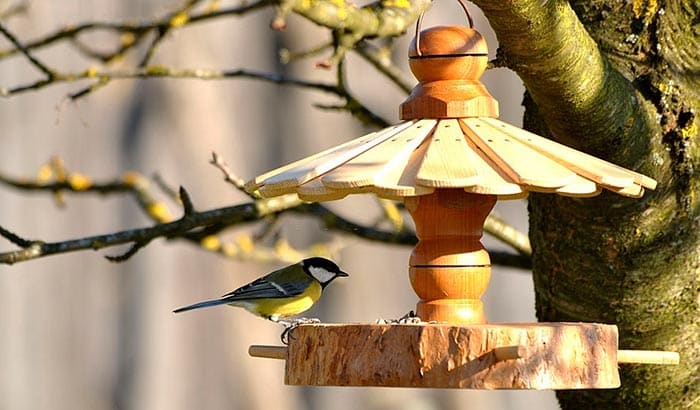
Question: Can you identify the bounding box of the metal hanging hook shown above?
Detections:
[414,0,475,57]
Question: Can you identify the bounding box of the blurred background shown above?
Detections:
[0,1,559,409]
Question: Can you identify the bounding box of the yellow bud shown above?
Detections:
[68,173,92,190]
[120,32,136,47]
[144,65,169,76]
[169,11,189,28]
[206,0,221,12]
[122,171,146,188]
[84,66,98,78]
[222,243,238,257]
[37,164,53,183]
[236,235,254,253]
[148,202,173,223]
[200,235,221,251]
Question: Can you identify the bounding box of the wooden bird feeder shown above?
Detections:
[244,1,678,389]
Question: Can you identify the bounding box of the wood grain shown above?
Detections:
[478,118,656,190]
[461,119,577,189]
[258,121,414,191]
[415,119,482,188]
[321,119,435,189]
[285,323,621,389]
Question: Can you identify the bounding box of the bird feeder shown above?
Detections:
[245,1,678,389]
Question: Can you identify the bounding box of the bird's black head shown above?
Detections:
[301,257,349,287]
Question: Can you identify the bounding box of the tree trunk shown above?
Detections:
[472,1,699,408]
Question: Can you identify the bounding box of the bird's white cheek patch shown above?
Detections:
[309,266,334,283]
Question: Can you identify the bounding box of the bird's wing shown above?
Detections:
[220,276,310,301]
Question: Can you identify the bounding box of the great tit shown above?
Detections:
[173,257,348,322]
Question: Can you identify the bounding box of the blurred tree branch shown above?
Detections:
[0,154,531,268]
[0,0,428,103]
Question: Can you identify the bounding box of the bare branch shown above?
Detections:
[0,198,531,268]
[3,66,342,98]
[0,158,532,269]
[0,201,258,264]
[138,0,204,67]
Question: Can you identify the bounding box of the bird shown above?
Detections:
[173,257,349,325]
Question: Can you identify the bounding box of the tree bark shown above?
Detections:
[471,0,699,408]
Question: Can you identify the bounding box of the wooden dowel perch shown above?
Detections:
[248,344,681,365]
[249,345,287,360]
[617,349,680,365]
[493,345,528,362]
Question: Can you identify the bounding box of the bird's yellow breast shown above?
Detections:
[242,280,323,319]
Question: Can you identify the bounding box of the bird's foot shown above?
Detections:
[275,317,321,344]
[375,310,423,324]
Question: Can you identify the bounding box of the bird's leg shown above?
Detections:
[271,317,321,344]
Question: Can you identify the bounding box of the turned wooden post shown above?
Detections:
[405,190,496,323]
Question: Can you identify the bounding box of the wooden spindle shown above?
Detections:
[405,189,496,323]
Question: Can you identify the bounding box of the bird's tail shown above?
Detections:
[173,298,230,313]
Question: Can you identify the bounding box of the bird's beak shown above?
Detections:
[337,270,349,277]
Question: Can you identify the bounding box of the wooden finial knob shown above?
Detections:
[400,26,497,120]
[409,26,489,83]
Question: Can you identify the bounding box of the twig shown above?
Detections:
[143,1,204,70]
[152,172,181,202]
[210,151,258,199]
[0,225,33,247]
[4,66,346,100]
[321,59,390,127]
[354,41,414,94]
[105,240,150,262]
[0,0,272,60]
[279,41,333,64]
[0,22,55,78]
[376,198,405,231]
[483,212,532,256]
[179,186,196,216]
